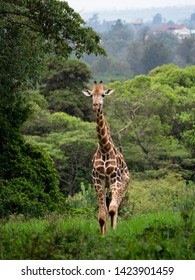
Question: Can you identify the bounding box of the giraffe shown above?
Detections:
[82,81,130,235]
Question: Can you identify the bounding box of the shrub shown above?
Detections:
[0,178,51,217]
[0,137,66,218]
[66,183,97,218]
[127,173,195,216]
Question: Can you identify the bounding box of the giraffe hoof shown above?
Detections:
[109,204,118,229]
[99,218,105,227]
[109,209,115,217]
[109,205,117,216]
[99,218,107,235]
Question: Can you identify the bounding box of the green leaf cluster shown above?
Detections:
[25,115,96,195]
[40,59,93,121]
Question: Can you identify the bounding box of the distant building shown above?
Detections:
[152,25,195,41]
[190,30,195,39]
[174,28,191,41]
[153,25,186,33]
[131,18,143,26]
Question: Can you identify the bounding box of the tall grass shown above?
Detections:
[0,175,194,260]
[0,211,194,260]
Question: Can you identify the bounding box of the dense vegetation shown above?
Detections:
[23,63,195,196]
[0,1,194,260]
[0,0,104,216]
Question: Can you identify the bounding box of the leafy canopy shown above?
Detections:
[0,0,106,217]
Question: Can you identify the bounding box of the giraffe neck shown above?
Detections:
[96,107,113,153]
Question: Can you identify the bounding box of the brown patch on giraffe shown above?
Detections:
[96,166,105,174]
[95,184,102,191]
[106,160,116,167]
[96,126,101,135]
[96,159,104,166]
[95,179,102,185]
[104,141,112,151]
[109,149,116,159]
[97,149,102,157]
[101,135,108,145]
[100,127,106,136]
[99,120,104,127]
[117,156,122,165]
[106,166,115,175]
[111,171,117,178]
[106,153,110,160]
[99,174,105,180]
[101,147,108,154]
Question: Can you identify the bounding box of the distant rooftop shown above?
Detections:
[153,25,186,33]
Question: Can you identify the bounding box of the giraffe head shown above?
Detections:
[82,81,114,112]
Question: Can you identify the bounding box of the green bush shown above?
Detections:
[0,136,66,218]
[0,178,51,217]
[127,173,195,217]
[66,183,97,217]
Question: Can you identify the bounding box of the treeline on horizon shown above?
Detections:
[84,12,195,81]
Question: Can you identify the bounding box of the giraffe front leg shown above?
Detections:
[109,182,122,230]
[95,186,108,235]
[98,208,107,235]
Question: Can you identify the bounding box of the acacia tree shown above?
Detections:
[0,0,105,216]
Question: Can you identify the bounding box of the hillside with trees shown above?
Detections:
[84,13,195,81]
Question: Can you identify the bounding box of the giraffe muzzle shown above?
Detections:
[93,104,98,111]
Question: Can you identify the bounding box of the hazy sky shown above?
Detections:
[66,0,195,12]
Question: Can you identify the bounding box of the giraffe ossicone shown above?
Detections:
[82,81,130,235]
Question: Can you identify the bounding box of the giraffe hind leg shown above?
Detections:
[96,191,108,235]
[109,181,123,229]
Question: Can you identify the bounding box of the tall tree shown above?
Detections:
[0,0,105,144]
[152,13,162,26]
[0,0,105,216]
[141,36,171,74]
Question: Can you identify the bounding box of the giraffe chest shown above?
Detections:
[93,148,122,178]
[95,158,116,175]
[92,148,130,190]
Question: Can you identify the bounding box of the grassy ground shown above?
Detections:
[0,175,194,260]
[0,211,194,260]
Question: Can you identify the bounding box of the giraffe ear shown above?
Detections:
[103,89,115,96]
[82,89,92,97]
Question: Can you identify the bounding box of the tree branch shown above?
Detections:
[117,106,139,153]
